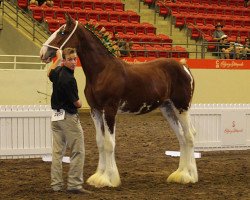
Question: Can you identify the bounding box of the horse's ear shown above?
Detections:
[65,13,74,24]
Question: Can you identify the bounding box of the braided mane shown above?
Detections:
[81,20,119,57]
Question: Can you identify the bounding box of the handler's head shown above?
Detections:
[62,48,77,71]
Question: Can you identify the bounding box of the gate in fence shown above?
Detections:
[0,105,52,159]
[191,104,250,151]
[0,104,250,159]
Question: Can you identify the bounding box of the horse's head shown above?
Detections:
[40,15,79,63]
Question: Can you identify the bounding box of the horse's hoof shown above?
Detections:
[167,169,197,184]
[87,172,121,188]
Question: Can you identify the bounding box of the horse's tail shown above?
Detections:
[179,58,195,107]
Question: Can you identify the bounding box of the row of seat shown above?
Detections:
[174,14,249,42]
[18,0,123,9]
[178,0,245,6]
[25,0,189,58]
[53,0,124,11]
[151,0,246,7]
[154,0,249,53]
[29,5,140,24]
[45,17,157,35]
[114,32,173,45]
[174,13,250,29]
[158,2,250,17]
[130,44,189,58]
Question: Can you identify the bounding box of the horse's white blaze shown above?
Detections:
[40,28,61,58]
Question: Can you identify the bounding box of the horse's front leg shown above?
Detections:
[87,109,106,187]
[87,107,121,188]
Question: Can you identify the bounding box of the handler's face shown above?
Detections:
[64,53,77,71]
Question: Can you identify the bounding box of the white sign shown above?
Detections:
[221,111,247,146]
[165,151,201,158]
[42,155,70,163]
[51,109,65,121]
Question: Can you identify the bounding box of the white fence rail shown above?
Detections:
[0,55,46,70]
[0,104,250,159]
[0,105,52,159]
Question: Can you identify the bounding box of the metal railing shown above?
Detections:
[0,1,3,29]
[0,55,47,70]
[2,0,49,45]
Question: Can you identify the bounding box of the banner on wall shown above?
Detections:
[74,58,250,70]
[121,58,250,70]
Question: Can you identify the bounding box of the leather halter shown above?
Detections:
[43,21,79,50]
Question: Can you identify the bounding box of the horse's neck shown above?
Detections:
[78,27,118,81]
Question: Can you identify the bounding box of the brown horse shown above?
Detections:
[40,15,198,187]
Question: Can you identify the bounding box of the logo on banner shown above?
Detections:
[216,60,244,69]
[224,120,243,134]
[221,111,246,146]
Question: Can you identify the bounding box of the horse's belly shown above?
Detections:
[118,100,162,114]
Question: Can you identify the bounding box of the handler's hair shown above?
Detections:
[62,48,77,59]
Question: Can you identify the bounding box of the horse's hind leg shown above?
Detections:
[160,101,198,184]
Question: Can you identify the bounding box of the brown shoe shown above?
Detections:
[67,188,92,194]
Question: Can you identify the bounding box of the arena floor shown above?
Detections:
[0,112,249,200]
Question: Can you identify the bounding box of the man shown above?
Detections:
[219,35,231,59]
[213,23,225,42]
[47,48,89,194]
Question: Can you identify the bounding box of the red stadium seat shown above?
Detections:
[114,24,125,34]
[83,1,93,10]
[88,11,100,22]
[43,7,55,20]
[136,26,146,35]
[61,0,72,9]
[68,9,78,20]
[113,2,124,11]
[77,10,89,21]
[125,25,136,35]
[174,14,185,28]
[99,12,109,23]
[52,0,60,7]
[158,50,170,58]
[128,11,140,24]
[73,0,83,10]
[195,16,205,26]
[18,0,28,9]
[45,19,60,33]
[109,12,120,23]
[120,13,130,23]
[103,2,114,11]
[94,2,104,11]
[159,5,170,17]
[29,5,43,22]
[55,8,66,20]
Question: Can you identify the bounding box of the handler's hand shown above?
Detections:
[56,49,63,60]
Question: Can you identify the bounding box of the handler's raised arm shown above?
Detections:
[47,50,63,77]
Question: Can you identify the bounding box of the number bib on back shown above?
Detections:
[51,109,65,121]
